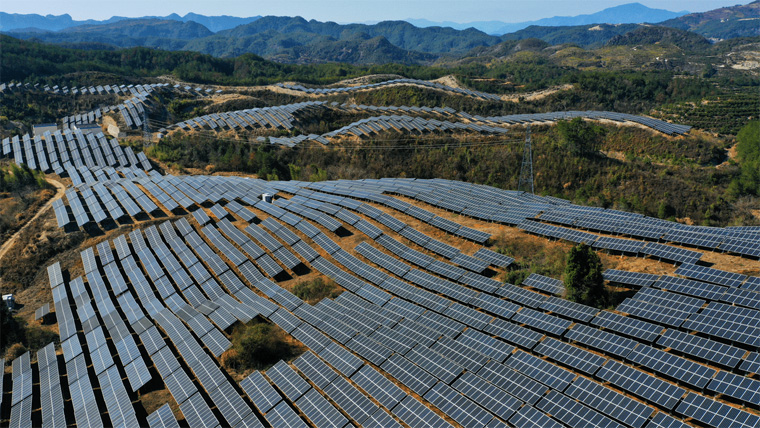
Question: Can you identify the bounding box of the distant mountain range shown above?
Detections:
[407,2,689,35]
[0,12,261,32]
[0,3,688,35]
[1,1,757,65]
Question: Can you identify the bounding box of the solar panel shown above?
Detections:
[657,328,745,368]
[537,390,625,428]
[511,307,571,336]
[323,375,378,425]
[266,360,311,402]
[239,371,282,414]
[405,344,464,384]
[266,401,309,428]
[294,388,348,428]
[674,263,747,287]
[146,403,180,428]
[391,395,455,428]
[345,333,393,366]
[741,352,760,375]
[505,350,576,390]
[318,341,363,377]
[596,360,685,410]
[676,392,759,428]
[179,392,219,428]
[292,351,338,390]
[473,248,514,267]
[209,381,255,428]
[627,344,716,389]
[164,369,197,405]
[707,370,760,406]
[566,376,655,428]
[508,404,563,428]
[423,382,494,428]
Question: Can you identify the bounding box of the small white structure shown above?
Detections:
[32,123,57,137]
[73,123,102,134]
[2,293,15,309]
[261,193,273,203]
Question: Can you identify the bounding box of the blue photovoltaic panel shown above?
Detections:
[534,337,606,375]
[706,370,760,406]
[626,344,716,389]
[537,390,625,428]
[596,360,685,410]
[505,350,576,391]
[240,371,282,414]
[451,372,522,421]
[350,364,407,410]
[265,401,309,428]
[656,328,745,368]
[590,311,663,343]
[565,376,655,428]
[423,382,494,428]
[674,263,747,288]
[265,361,311,402]
[295,388,348,428]
[508,405,564,428]
[392,395,455,428]
[676,393,759,428]
[741,352,760,374]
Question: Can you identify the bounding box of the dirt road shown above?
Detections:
[0,177,66,262]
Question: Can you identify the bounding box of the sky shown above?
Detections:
[2,0,750,23]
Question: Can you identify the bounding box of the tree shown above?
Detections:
[556,117,607,157]
[227,322,297,370]
[0,303,25,352]
[564,243,608,307]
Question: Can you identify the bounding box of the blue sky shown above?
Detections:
[3,0,749,23]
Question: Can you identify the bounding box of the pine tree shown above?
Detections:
[564,243,608,308]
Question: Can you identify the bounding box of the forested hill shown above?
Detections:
[4,2,759,65]
[658,0,760,39]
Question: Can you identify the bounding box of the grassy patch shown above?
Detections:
[492,233,567,287]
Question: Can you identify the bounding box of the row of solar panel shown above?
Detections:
[279,78,503,100]
[171,101,324,133]
[1,128,150,177]
[0,81,166,96]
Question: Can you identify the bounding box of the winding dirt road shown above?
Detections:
[0,177,66,262]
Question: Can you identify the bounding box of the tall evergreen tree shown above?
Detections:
[564,243,608,307]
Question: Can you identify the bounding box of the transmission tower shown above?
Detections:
[518,125,534,194]
[142,109,151,147]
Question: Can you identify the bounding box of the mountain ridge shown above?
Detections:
[409,3,688,34]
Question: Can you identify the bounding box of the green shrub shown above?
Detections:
[293,277,340,302]
[226,322,299,370]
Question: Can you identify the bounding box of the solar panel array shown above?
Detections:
[279,78,503,100]
[9,164,760,428]
[0,81,170,96]
[168,101,325,135]
[1,128,151,177]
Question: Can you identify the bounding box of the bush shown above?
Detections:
[5,343,27,361]
[25,325,59,351]
[564,243,609,308]
[226,322,299,370]
[293,277,340,302]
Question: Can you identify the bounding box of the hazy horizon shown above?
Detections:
[2,0,751,25]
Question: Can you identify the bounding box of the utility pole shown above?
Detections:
[518,125,534,194]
